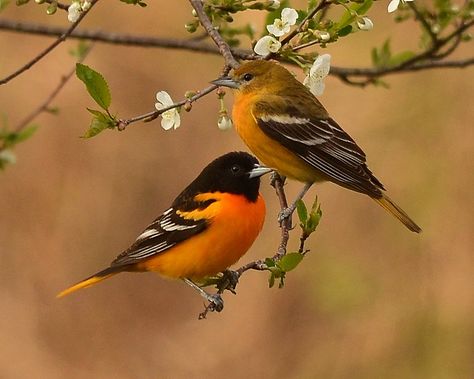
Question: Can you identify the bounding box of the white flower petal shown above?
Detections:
[388,0,400,12]
[172,112,181,129]
[81,0,91,10]
[254,35,281,56]
[161,116,175,131]
[155,91,173,108]
[357,17,374,31]
[281,8,298,26]
[67,2,82,23]
[309,54,331,78]
[267,23,285,37]
[218,116,233,131]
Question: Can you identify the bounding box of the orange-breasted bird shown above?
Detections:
[57,152,271,309]
[212,60,421,233]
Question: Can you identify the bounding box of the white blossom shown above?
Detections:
[388,0,414,13]
[67,2,82,22]
[266,8,298,37]
[303,54,331,96]
[155,91,181,130]
[357,17,374,31]
[254,35,281,56]
[218,116,233,131]
[82,0,91,11]
[67,0,91,22]
[317,30,331,41]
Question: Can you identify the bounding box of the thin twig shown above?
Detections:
[0,0,99,85]
[116,85,218,129]
[189,0,240,68]
[280,0,330,46]
[0,45,94,151]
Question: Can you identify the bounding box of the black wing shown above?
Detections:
[255,112,385,197]
[111,206,208,267]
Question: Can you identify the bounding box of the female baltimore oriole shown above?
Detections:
[212,60,421,233]
[57,152,271,306]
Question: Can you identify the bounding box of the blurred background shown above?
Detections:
[1,2,473,378]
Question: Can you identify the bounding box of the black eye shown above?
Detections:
[242,73,253,82]
[230,164,242,174]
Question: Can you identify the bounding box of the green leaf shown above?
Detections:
[82,110,115,138]
[336,0,373,30]
[265,257,276,267]
[268,272,276,288]
[296,199,308,223]
[337,24,353,37]
[76,63,111,111]
[0,0,11,12]
[389,50,416,66]
[69,41,91,60]
[278,252,304,272]
[0,125,38,149]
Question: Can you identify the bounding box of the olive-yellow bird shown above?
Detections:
[57,152,271,307]
[212,60,421,233]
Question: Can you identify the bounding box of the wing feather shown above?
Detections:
[111,205,209,267]
[255,111,384,196]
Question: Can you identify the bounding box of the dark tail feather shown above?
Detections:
[373,194,422,233]
[57,266,121,298]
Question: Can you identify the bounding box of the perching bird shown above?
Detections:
[57,152,271,308]
[212,60,421,233]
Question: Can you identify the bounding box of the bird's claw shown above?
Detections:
[218,269,239,294]
[199,293,224,319]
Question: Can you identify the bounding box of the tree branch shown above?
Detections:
[0,0,99,86]
[189,0,240,69]
[0,45,93,152]
[1,19,472,88]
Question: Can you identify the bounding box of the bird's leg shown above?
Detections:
[278,182,313,223]
[183,278,224,318]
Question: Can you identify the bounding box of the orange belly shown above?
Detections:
[135,192,265,280]
[233,94,323,183]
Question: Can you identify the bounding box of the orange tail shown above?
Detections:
[57,267,121,298]
[373,194,422,233]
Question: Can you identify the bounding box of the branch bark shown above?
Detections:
[0,0,99,86]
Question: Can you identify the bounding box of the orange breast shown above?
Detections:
[136,192,266,280]
[233,93,323,183]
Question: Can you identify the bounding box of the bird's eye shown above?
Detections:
[230,164,242,174]
[242,73,253,82]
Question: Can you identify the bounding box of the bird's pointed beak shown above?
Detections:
[210,76,240,89]
[249,164,273,179]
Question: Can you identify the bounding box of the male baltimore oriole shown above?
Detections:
[57,152,271,307]
[212,60,421,233]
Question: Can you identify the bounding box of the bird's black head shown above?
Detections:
[175,152,271,204]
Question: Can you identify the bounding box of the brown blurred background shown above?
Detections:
[1,2,473,378]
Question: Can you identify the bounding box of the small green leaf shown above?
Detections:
[268,272,275,288]
[337,24,353,37]
[296,199,308,223]
[69,41,91,60]
[265,257,276,267]
[0,125,38,148]
[82,111,115,138]
[76,63,111,110]
[0,0,11,12]
[389,50,416,66]
[336,0,373,30]
[278,252,304,272]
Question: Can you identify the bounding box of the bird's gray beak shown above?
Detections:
[249,164,273,179]
[210,76,240,89]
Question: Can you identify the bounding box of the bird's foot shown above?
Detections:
[278,206,295,228]
[218,269,239,294]
[199,293,224,319]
